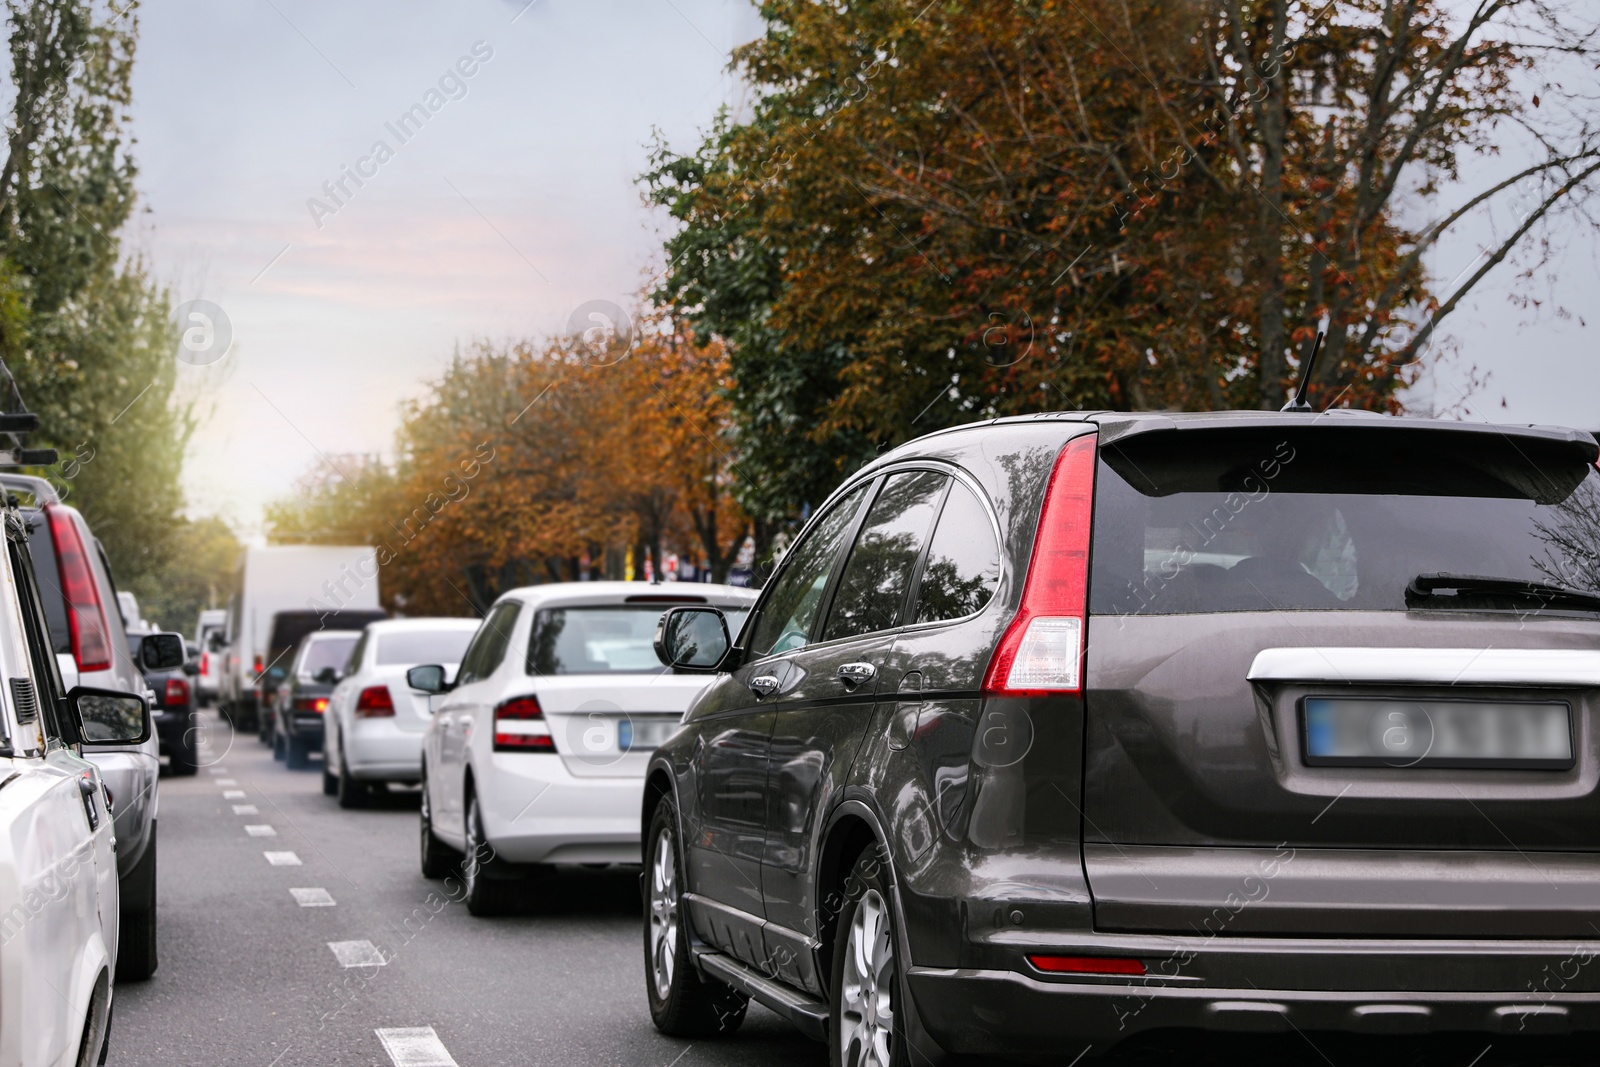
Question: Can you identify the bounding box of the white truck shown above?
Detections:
[218,546,385,730]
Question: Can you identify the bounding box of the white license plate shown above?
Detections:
[1303,698,1573,769]
[617,718,678,752]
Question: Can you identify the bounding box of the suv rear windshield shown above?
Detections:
[377,629,475,666]
[527,605,752,675]
[1090,427,1600,615]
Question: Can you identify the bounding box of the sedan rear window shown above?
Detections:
[299,636,357,677]
[377,630,475,666]
[527,605,751,675]
[1090,427,1600,615]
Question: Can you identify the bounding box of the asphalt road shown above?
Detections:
[108,710,1595,1067]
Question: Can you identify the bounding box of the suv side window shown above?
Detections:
[912,479,1002,624]
[821,470,948,642]
[458,601,520,685]
[747,483,872,659]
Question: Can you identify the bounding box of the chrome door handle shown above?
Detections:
[749,675,780,699]
[837,662,877,688]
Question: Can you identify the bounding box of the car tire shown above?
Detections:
[116,826,158,982]
[259,711,274,745]
[322,763,337,796]
[285,734,310,770]
[337,753,369,809]
[644,797,748,1037]
[829,850,910,1067]
[273,729,287,761]
[461,792,519,916]
[419,775,461,880]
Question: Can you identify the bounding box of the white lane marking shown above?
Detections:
[223,790,246,799]
[245,824,277,837]
[216,778,238,786]
[290,887,335,907]
[232,804,259,815]
[208,767,228,775]
[375,1027,457,1066]
[264,851,302,866]
[328,940,387,968]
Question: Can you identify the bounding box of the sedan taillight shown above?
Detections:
[355,685,395,717]
[293,697,329,714]
[164,678,191,707]
[493,696,553,752]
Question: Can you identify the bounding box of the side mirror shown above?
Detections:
[654,607,731,671]
[407,664,452,694]
[181,660,200,677]
[139,632,185,671]
[69,687,151,746]
[314,666,339,685]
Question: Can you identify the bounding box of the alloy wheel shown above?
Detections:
[838,888,895,1067]
[647,827,679,1001]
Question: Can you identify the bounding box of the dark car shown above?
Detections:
[641,411,1600,1062]
[273,628,362,769]
[128,629,201,776]
[259,609,384,745]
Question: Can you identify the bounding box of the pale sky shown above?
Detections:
[125,0,1599,539]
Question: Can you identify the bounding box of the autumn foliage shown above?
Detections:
[266,311,748,614]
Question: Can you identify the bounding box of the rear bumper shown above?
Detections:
[284,715,325,744]
[478,753,644,865]
[152,709,194,752]
[910,967,1600,1059]
[909,923,1600,1060]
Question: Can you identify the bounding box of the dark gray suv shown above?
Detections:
[641,410,1600,1063]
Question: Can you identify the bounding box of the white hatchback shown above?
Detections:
[412,582,755,914]
[322,618,480,808]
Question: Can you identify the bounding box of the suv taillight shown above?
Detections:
[293,697,328,714]
[982,434,1096,695]
[493,696,553,752]
[355,685,395,717]
[253,655,264,675]
[164,678,191,707]
[44,504,112,672]
[201,652,209,674]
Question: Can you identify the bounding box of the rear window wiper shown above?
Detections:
[1407,572,1600,613]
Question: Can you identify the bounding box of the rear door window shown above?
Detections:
[23,515,68,651]
[822,470,948,642]
[912,480,1001,623]
[1090,430,1600,615]
[747,483,871,658]
[457,601,520,684]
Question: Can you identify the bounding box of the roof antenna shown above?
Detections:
[1281,329,1325,413]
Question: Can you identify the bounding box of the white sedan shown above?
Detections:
[322,618,480,808]
[411,582,755,915]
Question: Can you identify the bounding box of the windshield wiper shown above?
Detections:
[1407,572,1600,614]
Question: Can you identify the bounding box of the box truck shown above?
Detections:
[219,546,385,729]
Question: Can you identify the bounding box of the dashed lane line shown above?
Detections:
[232,804,259,815]
[264,851,302,866]
[375,1027,457,1067]
[328,940,387,968]
[290,888,335,907]
[245,824,277,837]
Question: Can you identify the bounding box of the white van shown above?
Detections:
[219,546,383,730]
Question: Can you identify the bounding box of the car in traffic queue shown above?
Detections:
[0,394,171,1064]
[640,410,1600,1064]
[271,629,362,770]
[194,607,226,706]
[407,581,756,915]
[0,472,165,982]
[128,628,201,777]
[258,608,386,748]
[322,617,479,808]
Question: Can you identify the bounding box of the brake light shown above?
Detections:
[293,697,328,714]
[164,678,191,707]
[493,696,554,752]
[982,434,1096,695]
[1027,955,1145,976]
[201,652,209,673]
[253,654,264,675]
[355,685,395,717]
[44,504,112,672]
